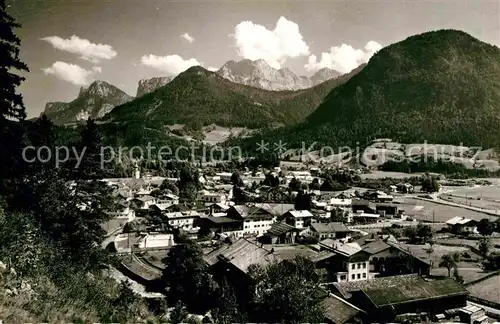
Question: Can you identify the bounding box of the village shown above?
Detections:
[101,162,500,324]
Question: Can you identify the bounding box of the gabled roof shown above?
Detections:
[362,239,391,255]
[322,294,364,324]
[333,274,422,299]
[255,203,295,216]
[446,216,475,225]
[311,222,350,234]
[229,205,274,220]
[285,210,313,218]
[204,238,280,273]
[266,222,298,237]
[361,278,468,307]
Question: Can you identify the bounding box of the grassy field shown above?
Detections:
[440,185,500,211]
[436,237,500,252]
[467,274,500,303]
[431,268,492,284]
[401,198,498,222]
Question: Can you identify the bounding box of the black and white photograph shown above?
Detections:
[0,0,499,322]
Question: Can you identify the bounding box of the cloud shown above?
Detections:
[140,54,202,75]
[305,41,382,73]
[41,35,117,63]
[42,61,101,85]
[232,16,310,69]
[180,33,194,43]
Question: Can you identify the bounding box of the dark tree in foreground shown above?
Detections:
[249,256,325,324]
[0,0,29,121]
[162,242,218,313]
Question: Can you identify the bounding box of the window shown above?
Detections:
[357,273,361,279]
[351,264,355,270]
[351,274,355,280]
[363,263,366,269]
[357,263,361,269]
[340,275,346,280]
[363,273,366,278]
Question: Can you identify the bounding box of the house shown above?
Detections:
[197,190,226,204]
[132,195,156,209]
[227,205,276,237]
[259,222,300,244]
[164,211,201,231]
[396,182,414,194]
[135,233,175,249]
[310,222,351,240]
[359,237,431,276]
[375,203,399,217]
[205,238,281,306]
[155,194,179,209]
[330,198,352,208]
[197,216,243,237]
[316,241,372,282]
[215,172,233,183]
[446,216,478,234]
[349,277,468,322]
[209,202,230,215]
[107,200,136,222]
[351,200,377,214]
[282,210,314,229]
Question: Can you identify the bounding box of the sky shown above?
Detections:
[7,0,500,118]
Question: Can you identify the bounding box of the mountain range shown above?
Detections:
[103,65,361,130]
[44,59,342,124]
[42,81,133,124]
[253,29,500,149]
[43,29,500,151]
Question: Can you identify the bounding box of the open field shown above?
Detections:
[398,243,480,267]
[440,185,500,211]
[431,268,492,284]
[467,274,500,303]
[436,237,500,252]
[401,198,498,222]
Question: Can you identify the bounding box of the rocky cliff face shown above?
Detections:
[42,81,133,124]
[136,76,175,97]
[135,59,342,96]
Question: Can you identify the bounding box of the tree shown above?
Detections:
[477,238,491,259]
[178,166,201,202]
[421,176,440,193]
[0,0,29,121]
[159,180,179,196]
[169,301,189,324]
[288,178,301,191]
[294,191,312,211]
[162,242,218,313]
[309,178,320,191]
[212,280,241,324]
[416,223,433,244]
[230,172,244,187]
[453,267,464,285]
[439,253,460,277]
[248,256,325,324]
[73,118,107,180]
[477,218,495,236]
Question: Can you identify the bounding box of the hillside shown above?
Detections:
[253,30,500,150]
[42,81,133,124]
[104,65,362,130]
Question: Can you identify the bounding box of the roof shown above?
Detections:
[446,216,475,225]
[362,239,391,255]
[255,203,295,216]
[333,274,423,299]
[322,294,364,324]
[286,210,313,218]
[266,222,298,237]
[204,238,280,273]
[311,222,350,234]
[203,216,239,224]
[165,211,200,219]
[362,278,468,307]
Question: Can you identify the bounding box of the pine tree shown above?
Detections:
[0,0,29,121]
